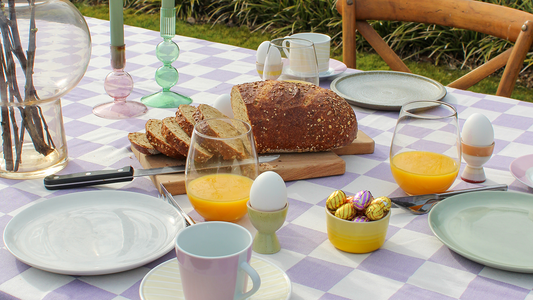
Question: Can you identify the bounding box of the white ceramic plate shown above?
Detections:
[3,190,185,276]
[330,71,447,111]
[140,256,292,300]
[510,154,533,189]
[428,191,533,273]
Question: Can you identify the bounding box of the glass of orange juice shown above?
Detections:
[390,101,461,195]
[185,118,259,222]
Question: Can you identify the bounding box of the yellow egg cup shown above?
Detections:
[247,201,289,254]
[325,207,390,253]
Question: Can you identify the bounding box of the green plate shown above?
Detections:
[428,191,533,273]
[330,71,446,111]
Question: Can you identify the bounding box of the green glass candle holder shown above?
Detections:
[141,7,191,108]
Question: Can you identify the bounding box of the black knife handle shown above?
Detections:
[44,166,135,190]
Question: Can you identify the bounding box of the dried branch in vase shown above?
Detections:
[0,0,55,172]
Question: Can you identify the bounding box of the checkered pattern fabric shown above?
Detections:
[1,16,533,300]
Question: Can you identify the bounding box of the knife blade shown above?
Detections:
[43,154,280,190]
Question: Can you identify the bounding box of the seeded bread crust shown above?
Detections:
[161,117,213,162]
[128,132,161,155]
[145,119,185,159]
[175,104,197,136]
[230,80,358,153]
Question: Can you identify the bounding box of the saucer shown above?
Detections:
[510,154,533,188]
[319,59,347,79]
[283,59,347,80]
[139,256,292,300]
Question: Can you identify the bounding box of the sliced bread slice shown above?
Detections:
[196,118,247,160]
[162,117,213,162]
[145,119,185,159]
[194,103,254,156]
[193,103,229,122]
[128,132,161,155]
[175,104,198,136]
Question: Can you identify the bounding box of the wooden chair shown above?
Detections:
[336,0,533,97]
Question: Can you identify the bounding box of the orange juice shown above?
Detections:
[186,173,253,222]
[390,151,459,195]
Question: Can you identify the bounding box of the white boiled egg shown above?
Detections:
[250,171,287,212]
[461,113,494,146]
[265,46,282,66]
[213,94,233,118]
[256,41,271,64]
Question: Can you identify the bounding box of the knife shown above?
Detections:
[43,155,280,190]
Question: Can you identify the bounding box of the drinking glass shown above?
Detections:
[185,118,259,222]
[262,37,319,85]
[390,101,461,195]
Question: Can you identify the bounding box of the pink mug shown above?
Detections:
[175,222,261,300]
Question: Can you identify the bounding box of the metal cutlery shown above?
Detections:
[391,184,508,215]
[43,154,280,190]
[160,183,195,227]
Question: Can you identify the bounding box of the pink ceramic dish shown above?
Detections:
[510,154,533,189]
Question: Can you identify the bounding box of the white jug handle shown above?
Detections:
[235,261,261,300]
[281,38,291,58]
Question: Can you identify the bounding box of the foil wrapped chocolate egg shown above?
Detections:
[351,190,374,211]
[326,190,347,211]
[371,196,392,212]
[335,203,356,220]
[365,202,388,221]
[352,215,369,222]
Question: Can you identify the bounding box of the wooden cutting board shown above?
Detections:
[133,130,374,195]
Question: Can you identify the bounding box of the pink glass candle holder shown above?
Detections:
[93,45,148,119]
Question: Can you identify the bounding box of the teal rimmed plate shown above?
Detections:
[428,191,533,273]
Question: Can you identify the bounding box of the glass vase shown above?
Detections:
[0,0,91,179]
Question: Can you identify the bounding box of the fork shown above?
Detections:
[159,183,196,226]
[391,184,508,215]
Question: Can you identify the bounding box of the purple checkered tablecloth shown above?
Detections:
[1,16,533,300]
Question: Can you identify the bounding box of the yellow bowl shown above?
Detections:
[325,207,390,253]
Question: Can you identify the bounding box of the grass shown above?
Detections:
[77,4,533,102]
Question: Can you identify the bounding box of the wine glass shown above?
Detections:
[262,37,319,85]
[390,101,461,195]
[185,118,259,222]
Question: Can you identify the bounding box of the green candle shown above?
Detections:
[109,0,124,46]
[162,0,174,9]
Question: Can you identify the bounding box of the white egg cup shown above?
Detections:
[461,140,495,183]
[247,201,289,254]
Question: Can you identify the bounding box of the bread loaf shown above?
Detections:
[231,80,357,153]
